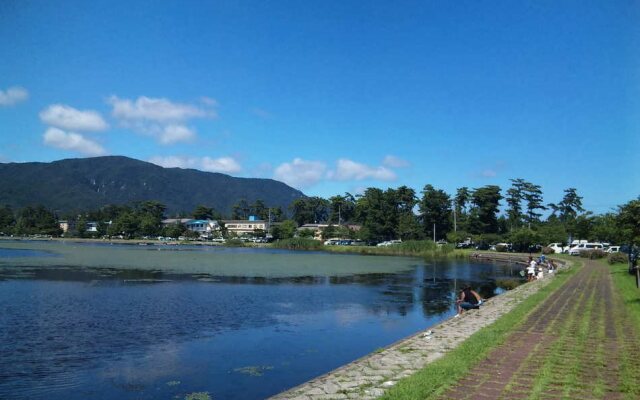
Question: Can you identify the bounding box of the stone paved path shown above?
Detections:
[269,258,560,400]
[438,259,640,400]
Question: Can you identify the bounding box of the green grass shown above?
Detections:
[322,240,467,259]
[608,261,640,399]
[379,261,578,400]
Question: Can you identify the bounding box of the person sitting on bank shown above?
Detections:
[456,285,483,316]
[527,256,537,282]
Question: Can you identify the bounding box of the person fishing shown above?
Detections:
[456,285,483,316]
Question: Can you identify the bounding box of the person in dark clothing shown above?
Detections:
[456,286,482,316]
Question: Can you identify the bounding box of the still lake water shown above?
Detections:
[0,241,521,400]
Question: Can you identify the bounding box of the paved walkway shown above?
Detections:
[438,259,640,400]
[269,259,559,400]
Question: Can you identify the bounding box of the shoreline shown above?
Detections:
[269,256,568,400]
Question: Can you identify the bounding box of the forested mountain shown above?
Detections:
[0,156,304,214]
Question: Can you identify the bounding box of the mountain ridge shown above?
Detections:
[0,156,305,215]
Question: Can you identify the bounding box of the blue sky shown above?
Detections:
[1,0,638,213]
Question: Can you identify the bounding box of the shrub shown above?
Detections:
[225,238,245,247]
[541,246,555,255]
[608,252,628,265]
[580,249,606,259]
[273,237,323,250]
[495,278,521,290]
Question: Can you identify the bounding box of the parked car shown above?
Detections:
[606,246,620,253]
[547,243,567,254]
[377,240,402,247]
[568,242,604,256]
[491,243,513,252]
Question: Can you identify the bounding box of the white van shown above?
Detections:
[568,242,604,256]
[547,243,566,254]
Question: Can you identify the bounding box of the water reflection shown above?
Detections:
[0,249,524,400]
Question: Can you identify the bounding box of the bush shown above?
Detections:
[272,237,323,250]
[225,238,245,247]
[580,249,606,259]
[541,246,555,255]
[495,278,521,290]
[495,244,510,252]
[608,252,628,265]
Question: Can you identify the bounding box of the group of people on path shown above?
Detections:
[455,253,557,316]
[525,255,556,282]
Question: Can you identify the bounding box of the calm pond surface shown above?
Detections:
[0,240,522,400]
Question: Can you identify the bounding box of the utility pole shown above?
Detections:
[453,200,457,232]
[433,223,436,242]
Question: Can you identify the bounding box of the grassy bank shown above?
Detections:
[379,259,579,400]
[324,240,467,259]
[608,261,640,397]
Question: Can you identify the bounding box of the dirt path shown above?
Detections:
[438,259,640,400]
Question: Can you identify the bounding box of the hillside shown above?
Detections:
[0,156,305,214]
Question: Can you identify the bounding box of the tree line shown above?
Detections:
[0,180,638,247]
[286,181,639,248]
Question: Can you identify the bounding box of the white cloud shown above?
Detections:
[108,95,216,144]
[43,127,106,156]
[480,169,497,178]
[274,158,327,189]
[159,124,196,145]
[200,156,242,173]
[251,107,273,119]
[0,86,29,106]
[108,95,215,123]
[200,96,218,106]
[329,158,396,181]
[382,155,410,168]
[148,155,242,174]
[39,104,108,132]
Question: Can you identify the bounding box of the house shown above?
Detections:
[161,218,220,238]
[185,219,220,237]
[222,217,267,236]
[298,223,361,240]
[58,220,77,233]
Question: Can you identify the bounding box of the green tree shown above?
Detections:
[418,184,451,240]
[354,188,398,241]
[505,178,526,229]
[192,205,215,220]
[232,199,251,220]
[617,197,640,244]
[14,205,61,236]
[522,182,545,228]
[0,205,15,234]
[289,197,329,226]
[548,188,585,222]
[271,219,297,240]
[328,193,356,225]
[77,215,87,238]
[468,185,502,234]
[290,198,314,226]
[163,222,186,239]
[509,228,542,253]
[454,187,471,232]
[251,199,269,220]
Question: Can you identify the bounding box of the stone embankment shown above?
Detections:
[270,256,562,400]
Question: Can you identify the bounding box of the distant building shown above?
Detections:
[298,223,361,240]
[58,220,76,233]
[161,218,220,238]
[222,219,267,236]
[86,221,99,233]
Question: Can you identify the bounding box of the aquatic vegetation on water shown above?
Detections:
[166,380,181,386]
[184,392,211,400]
[233,365,274,376]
